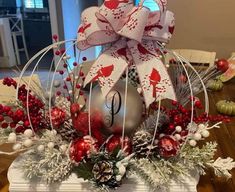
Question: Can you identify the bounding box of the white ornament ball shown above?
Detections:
[8,135,16,143]
[174,134,181,141]
[23,139,33,147]
[189,140,197,147]
[13,143,22,151]
[159,134,165,138]
[201,130,210,138]
[24,129,33,138]
[193,133,202,141]
[175,126,182,132]
[60,145,67,153]
[47,142,55,149]
[37,145,45,152]
[198,124,206,130]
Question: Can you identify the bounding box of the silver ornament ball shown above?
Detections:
[89,80,143,135]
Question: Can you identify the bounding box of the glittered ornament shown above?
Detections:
[89,80,143,135]
[216,59,229,72]
[158,136,180,158]
[50,107,66,127]
[70,105,105,145]
[106,135,132,155]
[70,137,98,163]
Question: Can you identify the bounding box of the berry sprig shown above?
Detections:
[1,78,47,132]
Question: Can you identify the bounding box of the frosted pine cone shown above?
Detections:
[57,121,80,142]
[133,130,155,157]
[92,161,113,183]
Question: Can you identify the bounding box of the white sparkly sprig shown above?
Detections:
[207,157,235,179]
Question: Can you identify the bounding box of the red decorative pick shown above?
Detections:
[78,23,91,34]
[104,0,129,10]
[149,68,161,98]
[92,64,114,82]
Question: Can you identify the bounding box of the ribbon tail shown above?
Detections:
[84,39,128,96]
[127,40,176,107]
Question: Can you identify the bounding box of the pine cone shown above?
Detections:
[57,121,80,142]
[92,161,113,183]
[132,130,155,157]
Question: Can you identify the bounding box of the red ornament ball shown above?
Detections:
[70,137,98,163]
[158,136,180,158]
[106,135,132,155]
[50,107,66,127]
[216,59,229,72]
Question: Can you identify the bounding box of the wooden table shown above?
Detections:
[0,80,235,192]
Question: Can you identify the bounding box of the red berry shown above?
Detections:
[63,63,68,68]
[73,62,78,66]
[10,122,16,128]
[15,126,25,133]
[55,50,60,56]
[56,91,61,96]
[82,57,87,61]
[52,34,58,41]
[59,70,64,75]
[66,77,71,81]
[171,100,178,106]
[24,120,30,127]
[3,106,11,113]
[1,122,8,129]
[194,100,202,108]
[0,115,4,122]
[79,71,84,77]
[76,84,81,89]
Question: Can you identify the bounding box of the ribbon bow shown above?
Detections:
[77,0,176,107]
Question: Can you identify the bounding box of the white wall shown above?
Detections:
[60,0,99,65]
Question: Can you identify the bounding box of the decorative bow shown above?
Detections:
[77,0,176,107]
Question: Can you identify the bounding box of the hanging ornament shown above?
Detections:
[70,105,105,145]
[89,80,143,135]
[50,107,66,127]
[69,137,98,163]
[158,136,180,158]
[215,59,229,72]
[106,135,132,155]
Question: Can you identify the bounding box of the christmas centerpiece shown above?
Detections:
[1,0,235,192]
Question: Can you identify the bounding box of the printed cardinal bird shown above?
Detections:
[104,0,129,10]
[149,68,161,98]
[137,44,156,57]
[117,47,128,60]
[92,64,114,82]
[78,23,91,34]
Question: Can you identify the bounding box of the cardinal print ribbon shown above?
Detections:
[77,0,176,107]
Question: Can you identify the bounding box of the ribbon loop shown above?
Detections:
[77,0,176,107]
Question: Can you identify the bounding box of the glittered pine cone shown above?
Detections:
[133,130,155,157]
[92,161,113,183]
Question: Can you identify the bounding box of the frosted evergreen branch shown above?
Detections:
[207,157,235,179]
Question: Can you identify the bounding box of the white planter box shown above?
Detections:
[8,156,199,192]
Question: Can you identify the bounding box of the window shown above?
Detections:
[24,0,44,9]
[135,0,160,11]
